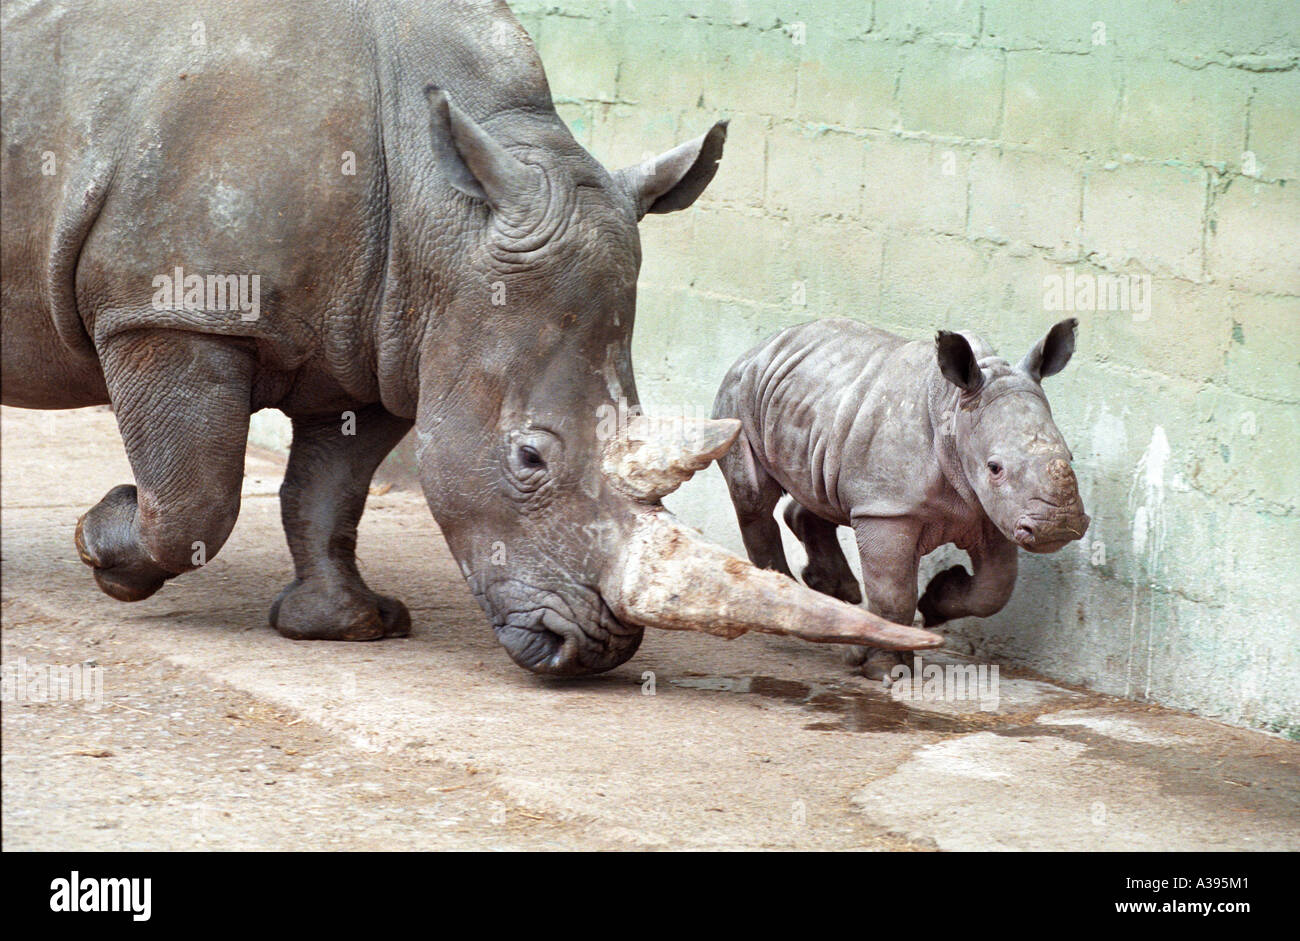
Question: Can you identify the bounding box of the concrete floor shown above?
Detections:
[3,405,1296,850]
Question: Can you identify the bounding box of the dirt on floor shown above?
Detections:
[3,405,1297,850]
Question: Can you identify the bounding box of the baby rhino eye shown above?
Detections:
[987,460,1003,475]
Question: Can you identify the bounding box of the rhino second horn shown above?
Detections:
[604,417,741,503]
[602,510,945,650]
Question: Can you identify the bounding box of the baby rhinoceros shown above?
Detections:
[712,317,1090,677]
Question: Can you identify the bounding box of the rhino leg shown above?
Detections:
[917,530,1018,627]
[75,332,253,602]
[782,503,861,604]
[269,404,413,641]
[848,516,923,680]
[716,432,793,577]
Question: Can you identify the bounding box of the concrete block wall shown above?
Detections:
[505,0,1300,734]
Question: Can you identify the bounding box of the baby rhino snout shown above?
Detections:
[1014,511,1090,549]
[1015,457,1090,551]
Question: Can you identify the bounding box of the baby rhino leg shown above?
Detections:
[716,432,793,577]
[782,502,861,604]
[849,517,922,680]
[918,534,1018,627]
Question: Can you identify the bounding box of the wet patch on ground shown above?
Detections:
[670,674,1010,733]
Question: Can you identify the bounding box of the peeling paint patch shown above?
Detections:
[1127,426,1171,700]
[1090,406,1128,461]
[1130,426,1170,562]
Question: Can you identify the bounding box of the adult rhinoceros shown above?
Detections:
[1,0,940,674]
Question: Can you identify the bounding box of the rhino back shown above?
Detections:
[1,0,555,410]
[724,318,953,524]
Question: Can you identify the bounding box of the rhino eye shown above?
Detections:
[503,430,559,499]
[987,460,1004,476]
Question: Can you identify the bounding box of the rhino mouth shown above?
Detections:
[480,580,644,676]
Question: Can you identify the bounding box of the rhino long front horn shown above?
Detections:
[604,417,741,503]
[602,512,944,651]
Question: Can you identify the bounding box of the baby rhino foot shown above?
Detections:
[800,563,863,605]
[269,578,411,641]
[917,564,971,627]
[842,644,908,682]
[75,484,172,602]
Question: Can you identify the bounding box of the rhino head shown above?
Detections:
[936,319,1091,554]
[409,90,939,675]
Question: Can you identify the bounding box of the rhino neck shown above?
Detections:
[361,0,558,419]
[927,369,982,516]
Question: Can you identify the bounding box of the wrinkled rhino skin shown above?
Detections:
[713,317,1090,676]
[0,0,722,671]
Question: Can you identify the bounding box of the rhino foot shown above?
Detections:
[842,645,907,681]
[917,564,969,627]
[269,578,411,641]
[74,484,173,602]
[800,563,863,605]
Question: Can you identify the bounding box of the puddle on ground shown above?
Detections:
[670,674,979,733]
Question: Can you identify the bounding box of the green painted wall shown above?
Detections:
[247,1,1298,734]
[512,0,1300,734]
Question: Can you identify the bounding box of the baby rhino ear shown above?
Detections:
[936,330,984,394]
[1020,318,1078,382]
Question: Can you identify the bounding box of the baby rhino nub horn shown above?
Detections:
[604,417,741,503]
[603,512,945,651]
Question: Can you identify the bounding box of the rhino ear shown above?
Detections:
[616,120,728,219]
[424,86,541,211]
[1020,317,1078,382]
[936,331,984,394]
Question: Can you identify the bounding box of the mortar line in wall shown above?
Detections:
[964,178,972,236]
[1201,171,1212,283]
[890,43,902,108]
[877,230,887,297]
[1077,154,1088,237]
[1243,82,1255,157]
[1102,45,1127,176]
[994,48,1007,140]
